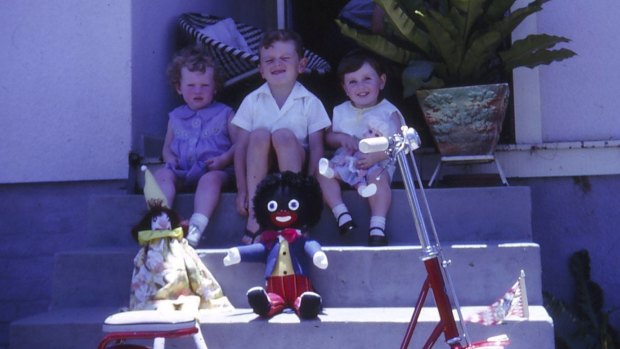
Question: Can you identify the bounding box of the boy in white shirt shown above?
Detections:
[232,30,331,243]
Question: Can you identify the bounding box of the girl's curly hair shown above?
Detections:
[167,45,224,91]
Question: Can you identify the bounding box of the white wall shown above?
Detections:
[0,0,132,183]
[130,0,276,153]
[539,0,620,142]
[0,0,276,184]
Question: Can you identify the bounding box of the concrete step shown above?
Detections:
[51,244,542,309]
[9,306,554,349]
[85,186,533,248]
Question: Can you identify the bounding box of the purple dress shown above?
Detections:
[167,102,233,187]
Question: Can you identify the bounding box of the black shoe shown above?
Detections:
[298,292,322,319]
[337,212,357,235]
[368,227,388,246]
[247,287,270,316]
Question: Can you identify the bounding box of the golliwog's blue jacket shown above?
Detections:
[236,234,323,279]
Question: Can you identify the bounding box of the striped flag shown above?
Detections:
[466,270,529,326]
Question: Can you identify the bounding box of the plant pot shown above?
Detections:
[416,83,510,157]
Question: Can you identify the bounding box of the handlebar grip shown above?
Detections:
[359,137,389,153]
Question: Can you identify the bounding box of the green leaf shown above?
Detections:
[416,10,459,76]
[490,1,542,39]
[500,34,576,70]
[336,19,424,65]
[450,0,485,39]
[484,0,517,23]
[460,31,502,82]
[374,0,434,55]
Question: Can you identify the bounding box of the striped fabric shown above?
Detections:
[178,13,332,86]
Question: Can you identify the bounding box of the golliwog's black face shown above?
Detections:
[253,171,323,231]
[265,187,301,229]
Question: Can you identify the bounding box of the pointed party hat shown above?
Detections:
[141,165,169,209]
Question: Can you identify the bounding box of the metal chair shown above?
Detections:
[98,310,208,349]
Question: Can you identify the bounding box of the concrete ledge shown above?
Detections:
[9,306,553,349]
[85,186,533,248]
[51,244,542,309]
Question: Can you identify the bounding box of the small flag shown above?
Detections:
[468,334,511,348]
[466,270,529,326]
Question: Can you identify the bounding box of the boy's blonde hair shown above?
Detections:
[259,29,305,58]
[167,46,224,91]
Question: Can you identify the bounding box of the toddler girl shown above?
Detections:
[154,46,236,247]
[316,50,406,246]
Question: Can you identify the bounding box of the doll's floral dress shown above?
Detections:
[129,228,233,310]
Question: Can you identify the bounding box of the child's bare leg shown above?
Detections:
[317,174,356,235]
[367,168,391,246]
[187,170,229,247]
[271,128,304,172]
[243,129,272,243]
[154,167,177,207]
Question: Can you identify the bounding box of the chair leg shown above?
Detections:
[153,337,165,349]
[192,325,209,349]
[428,161,442,187]
[494,158,509,186]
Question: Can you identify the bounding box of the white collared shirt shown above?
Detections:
[232,82,331,146]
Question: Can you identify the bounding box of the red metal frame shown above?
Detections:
[97,326,198,349]
[360,128,506,349]
[400,256,464,349]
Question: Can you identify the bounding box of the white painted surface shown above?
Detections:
[0,0,131,183]
[0,0,276,184]
[0,0,618,183]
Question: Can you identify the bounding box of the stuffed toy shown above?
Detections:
[318,114,397,198]
[223,171,328,319]
[129,167,233,311]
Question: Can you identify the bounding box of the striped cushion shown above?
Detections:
[178,13,331,86]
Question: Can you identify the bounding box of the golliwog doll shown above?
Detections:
[223,171,328,319]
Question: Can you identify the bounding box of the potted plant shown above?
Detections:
[337,0,576,157]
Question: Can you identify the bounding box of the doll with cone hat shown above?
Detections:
[128,166,233,311]
[223,171,328,319]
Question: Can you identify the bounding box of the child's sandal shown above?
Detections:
[337,212,357,235]
[241,229,261,244]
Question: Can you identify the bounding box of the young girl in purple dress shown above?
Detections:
[154,46,237,246]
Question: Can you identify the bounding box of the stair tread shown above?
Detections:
[11,306,553,349]
[85,186,533,248]
[51,244,543,308]
[12,305,552,325]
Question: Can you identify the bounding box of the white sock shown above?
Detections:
[318,158,334,178]
[358,183,377,197]
[332,203,351,225]
[189,213,209,233]
[369,216,386,236]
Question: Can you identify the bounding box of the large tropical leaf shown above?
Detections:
[499,34,576,70]
[459,31,502,82]
[450,0,485,39]
[484,0,517,23]
[415,10,459,75]
[336,19,425,64]
[374,0,434,55]
[489,1,542,39]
